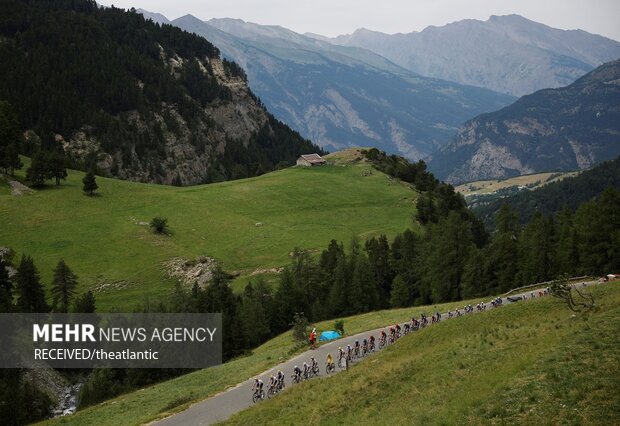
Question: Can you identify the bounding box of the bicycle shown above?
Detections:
[326,362,335,374]
[338,355,347,369]
[252,388,265,403]
[378,336,386,349]
[267,383,278,399]
[291,372,302,384]
[310,363,320,377]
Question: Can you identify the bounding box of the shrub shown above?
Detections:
[334,319,345,335]
[150,217,168,234]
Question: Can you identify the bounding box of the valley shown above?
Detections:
[455,171,578,197]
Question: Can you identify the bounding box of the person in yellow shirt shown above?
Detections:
[326,353,335,373]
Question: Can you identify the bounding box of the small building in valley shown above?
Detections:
[296,153,326,167]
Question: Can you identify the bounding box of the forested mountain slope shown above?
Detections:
[0,0,320,185]
[472,155,620,227]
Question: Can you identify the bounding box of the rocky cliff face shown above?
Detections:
[62,56,267,185]
[428,60,620,184]
[321,15,620,97]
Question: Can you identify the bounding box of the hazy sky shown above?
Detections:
[98,0,620,41]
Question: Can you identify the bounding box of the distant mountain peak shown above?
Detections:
[136,8,170,25]
[318,15,620,96]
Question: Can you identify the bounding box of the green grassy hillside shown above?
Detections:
[0,155,418,310]
[40,285,619,425]
[225,284,620,425]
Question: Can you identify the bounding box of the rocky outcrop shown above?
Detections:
[60,56,269,185]
[164,256,218,287]
[429,60,620,183]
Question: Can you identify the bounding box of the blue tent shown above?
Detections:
[319,330,341,341]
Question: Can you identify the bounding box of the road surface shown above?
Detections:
[154,280,599,425]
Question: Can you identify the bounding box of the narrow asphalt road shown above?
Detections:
[154,280,599,426]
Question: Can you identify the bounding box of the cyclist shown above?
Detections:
[292,365,302,383]
[379,330,387,348]
[310,356,318,375]
[326,353,335,372]
[395,324,401,337]
[302,362,310,379]
[362,338,368,355]
[277,370,285,390]
[268,375,278,393]
[369,335,375,351]
[353,340,360,358]
[389,327,396,343]
[326,352,334,367]
[252,378,264,396]
[346,344,353,361]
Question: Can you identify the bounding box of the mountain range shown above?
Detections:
[140,10,514,159]
[316,14,620,97]
[428,59,620,183]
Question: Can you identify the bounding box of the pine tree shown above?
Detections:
[574,187,620,274]
[0,257,13,312]
[82,171,98,196]
[202,266,241,359]
[51,260,78,313]
[349,253,377,314]
[48,151,68,185]
[73,290,96,313]
[273,268,301,332]
[390,274,410,308]
[4,144,22,176]
[327,255,349,316]
[239,281,271,348]
[390,229,420,301]
[555,209,579,276]
[421,212,474,303]
[489,204,520,292]
[0,101,21,153]
[518,212,556,285]
[462,247,493,298]
[26,151,49,187]
[15,255,48,313]
[365,235,392,307]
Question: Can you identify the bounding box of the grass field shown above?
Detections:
[41,294,506,426]
[455,171,579,197]
[0,153,418,310]
[224,283,620,425]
